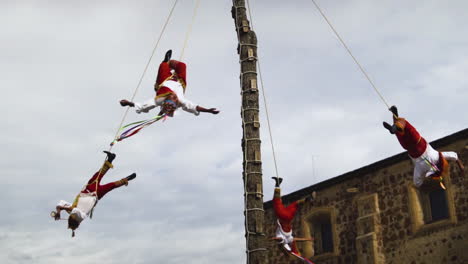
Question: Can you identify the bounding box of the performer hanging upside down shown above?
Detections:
[383,106,464,189]
[271,177,313,255]
[120,50,220,117]
[53,151,136,237]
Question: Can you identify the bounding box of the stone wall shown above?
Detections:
[264,129,468,264]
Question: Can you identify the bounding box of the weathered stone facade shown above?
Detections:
[264,129,468,264]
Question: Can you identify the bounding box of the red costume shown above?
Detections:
[155,60,187,99]
[81,161,125,199]
[394,119,427,158]
[273,188,299,254]
[131,59,199,115]
[273,195,298,233]
[391,118,459,187]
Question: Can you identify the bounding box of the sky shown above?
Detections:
[1,0,468,263]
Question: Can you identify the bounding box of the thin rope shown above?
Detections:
[310,0,391,109]
[245,0,281,180]
[112,0,198,147]
[111,0,179,151]
[91,0,179,196]
[180,0,201,61]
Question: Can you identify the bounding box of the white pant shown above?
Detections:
[275,220,294,246]
[411,143,458,187]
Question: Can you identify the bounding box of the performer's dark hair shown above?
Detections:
[68,216,80,231]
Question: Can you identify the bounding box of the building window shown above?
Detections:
[313,216,333,254]
[421,188,449,224]
[407,176,456,233]
[302,208,337,258]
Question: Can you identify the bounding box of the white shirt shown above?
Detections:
[57,193,97,223]
[135,80,199,115]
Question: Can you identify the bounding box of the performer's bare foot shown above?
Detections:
[120,99,135,107]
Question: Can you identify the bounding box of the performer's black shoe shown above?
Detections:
[164,50,172,62]
[125,173,136,181]
[389,105,398,117]
[103,151,116,163]
[271,177,283,187]
[383,122,396,134]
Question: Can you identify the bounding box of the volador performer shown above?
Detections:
[120,50,220,117]
[271,177,315,263]
[52,151,136,237]
[383,105,464,189]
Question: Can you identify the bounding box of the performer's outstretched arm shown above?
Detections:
[293,237,314,242]
[441,151,464,170]
[196,105,220,114]
[54,205,72,220]
[441,152,458,161]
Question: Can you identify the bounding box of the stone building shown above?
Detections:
[264,128,468,264]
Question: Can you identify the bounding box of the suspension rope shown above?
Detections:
[90,0,179,198]
[245,0,281,181]
[180,0,201,61]
[112,0,200,146]
[310,0,391,109]
[110,0,179,150]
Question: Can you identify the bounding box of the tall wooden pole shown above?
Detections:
[231,1,267,264]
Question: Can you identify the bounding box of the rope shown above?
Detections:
[180,0,201,61]
[246,248,268,253]
[112,0,199,147]
[309,0,391,109]
[110,0,179,150]
[245,0,281,181]
[92,0,179,198]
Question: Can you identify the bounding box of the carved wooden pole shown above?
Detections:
[231,1,267,263]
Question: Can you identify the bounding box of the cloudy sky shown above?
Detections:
[1,0,467,263]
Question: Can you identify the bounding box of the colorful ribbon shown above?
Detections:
[421,156,446,189]
[289,251,315,264]
[283,245,315,264]
[422,156,440,174]
[111,114,167,146]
